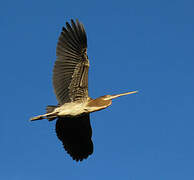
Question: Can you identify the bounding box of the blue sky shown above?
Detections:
[1,0,194,179]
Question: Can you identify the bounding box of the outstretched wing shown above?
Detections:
[55,114,93,161]
[53,19,89,104]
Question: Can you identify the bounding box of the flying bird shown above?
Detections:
[30,19,137,161]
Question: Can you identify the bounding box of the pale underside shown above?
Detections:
[47,99,112,118]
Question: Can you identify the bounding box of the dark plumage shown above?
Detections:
[55,115,93,161]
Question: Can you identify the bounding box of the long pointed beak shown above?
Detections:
[104,90,138,100]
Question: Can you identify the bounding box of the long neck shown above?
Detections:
[86,98,112,112]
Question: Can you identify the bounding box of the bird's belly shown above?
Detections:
[57,102,87,117]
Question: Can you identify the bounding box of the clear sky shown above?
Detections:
[1,0,194,179]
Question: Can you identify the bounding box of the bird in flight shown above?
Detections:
[30,19,137,161]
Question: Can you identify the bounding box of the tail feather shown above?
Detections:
[30,105,58,121]
[46,105,58,121]
[46,105,57,113]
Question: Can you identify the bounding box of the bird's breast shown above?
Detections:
[57,102,88,117]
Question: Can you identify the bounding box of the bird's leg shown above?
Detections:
[30,114,46,121]
[30,112,57,121]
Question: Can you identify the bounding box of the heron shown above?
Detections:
[30,19,137,161]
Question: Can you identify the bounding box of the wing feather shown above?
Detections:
[53,19,89,104]
[55,114,93,161]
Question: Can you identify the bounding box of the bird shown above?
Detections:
[30,19,137,161]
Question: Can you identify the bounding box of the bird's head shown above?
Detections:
[102,90,138,101]
[101,95,112,101]
[87,91,138,113]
